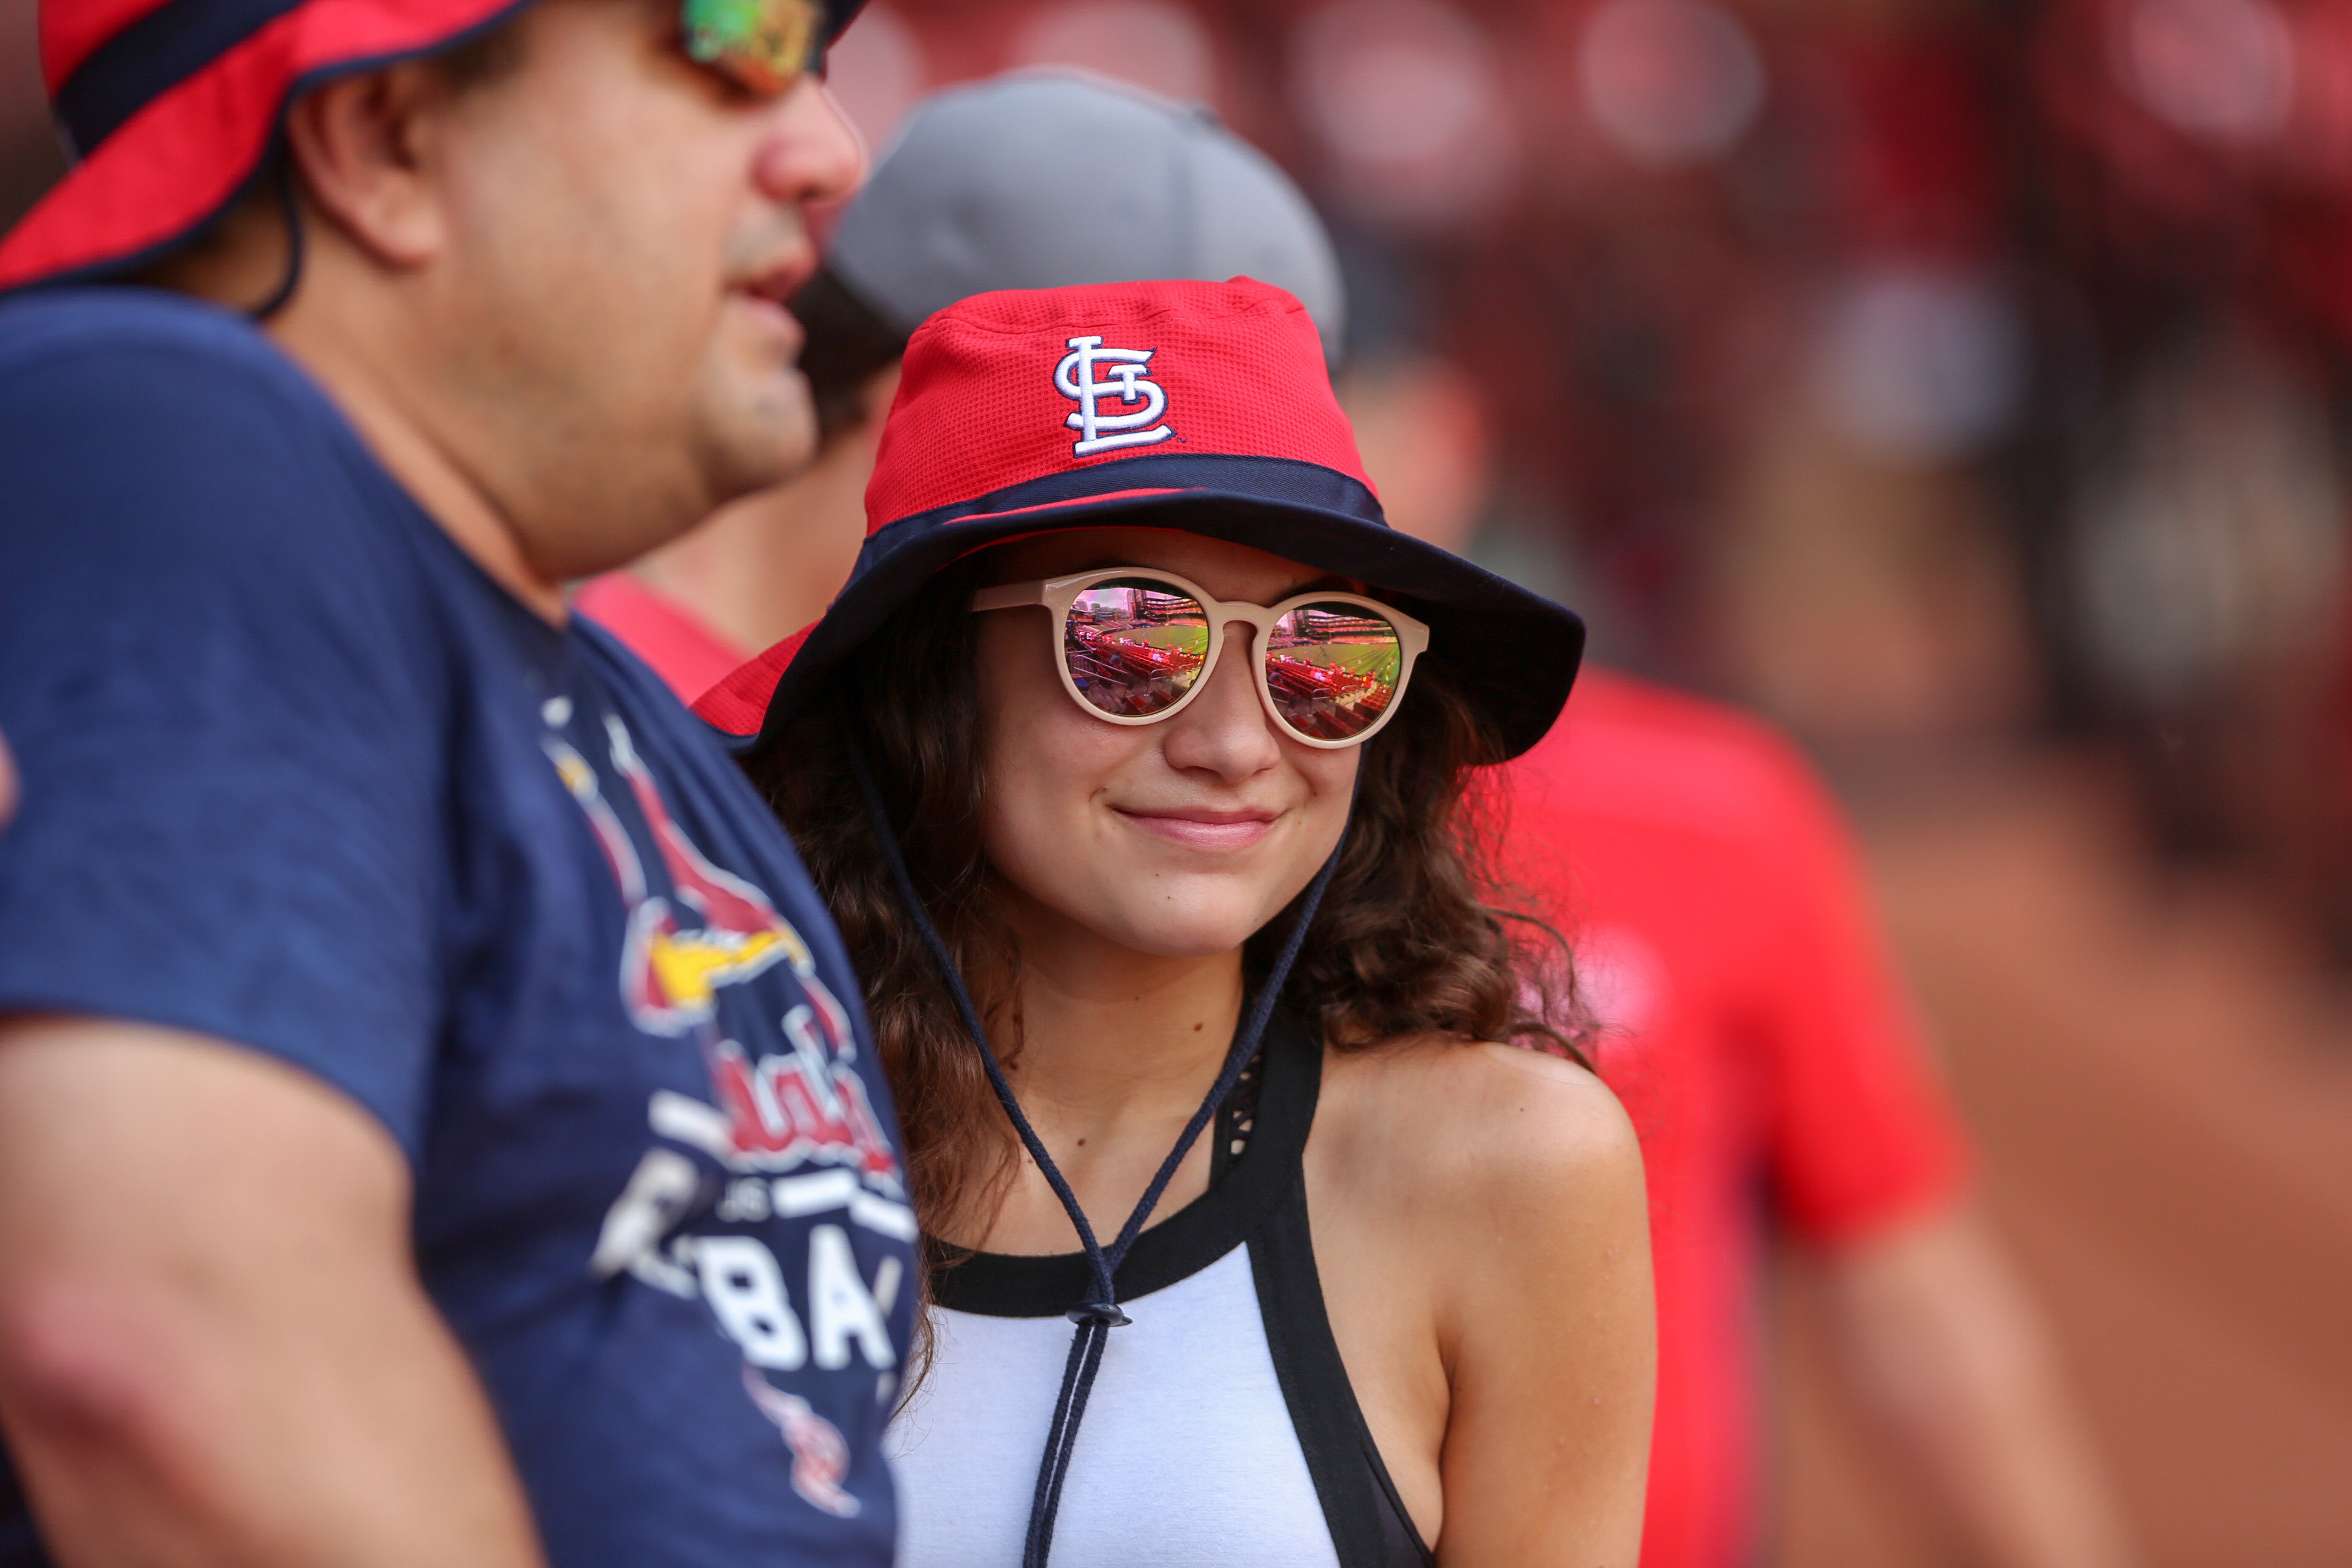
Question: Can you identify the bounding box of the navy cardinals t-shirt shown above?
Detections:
[0,288,912,1566]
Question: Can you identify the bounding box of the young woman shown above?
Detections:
[701,279,1654,1567]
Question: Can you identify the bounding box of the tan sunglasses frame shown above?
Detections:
[970,567,1432,750]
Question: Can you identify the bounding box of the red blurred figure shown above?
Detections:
[1506,672,1985,1567]
[1345,349,2135,1568]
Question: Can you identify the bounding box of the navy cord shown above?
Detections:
[837,711,1117,1292]
[836,704,1349,1567]
[248,151,305,322]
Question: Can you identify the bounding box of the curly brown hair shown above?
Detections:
[745,553,1584,1248]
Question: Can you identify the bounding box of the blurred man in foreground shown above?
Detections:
[578,69,1345,692]
[0,0,917,1563]
[1345,349,2136,1568]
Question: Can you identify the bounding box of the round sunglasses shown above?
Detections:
[970,568,1432,749]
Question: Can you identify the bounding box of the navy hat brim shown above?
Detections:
[724,452,1583,761]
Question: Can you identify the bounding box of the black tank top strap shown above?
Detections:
[930,1007,1319,1316]
[1245,1016,1436,1568]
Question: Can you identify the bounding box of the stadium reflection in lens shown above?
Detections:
[1065,580,1212,717]
[1265,603,1403,741]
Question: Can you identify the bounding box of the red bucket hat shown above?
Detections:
[695,276,1585,760]
[0,0,861,292]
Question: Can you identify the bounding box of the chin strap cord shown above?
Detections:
[247,152,306,323]
[837,704,1349,1568]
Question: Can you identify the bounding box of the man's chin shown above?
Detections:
[706,371,820,501]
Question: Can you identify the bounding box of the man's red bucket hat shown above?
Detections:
[0,0,861,292]
[696,276,1586,760]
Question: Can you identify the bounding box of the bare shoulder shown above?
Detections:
[1306,1033,1654,1546]
[1316,1036,1646,1219]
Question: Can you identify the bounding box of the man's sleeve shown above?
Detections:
[0,332,447,1159]
[1741,737,1973,1245]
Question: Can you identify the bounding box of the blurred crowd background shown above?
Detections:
[9,0,2352,1557]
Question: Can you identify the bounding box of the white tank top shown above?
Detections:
[884,1016,1431,1568]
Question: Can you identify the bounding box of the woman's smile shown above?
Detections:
[1109,802,1281,851]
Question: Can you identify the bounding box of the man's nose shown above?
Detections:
[1159,624,1283,782]
[752,79,865,208]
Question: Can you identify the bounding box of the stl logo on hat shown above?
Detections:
[1055,334,1174,457]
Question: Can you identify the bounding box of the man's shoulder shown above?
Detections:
[0,287,423,571]
[0,285,377,499]
[0,285,308,396]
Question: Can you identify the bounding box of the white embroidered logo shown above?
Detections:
[1054,334,1174,457]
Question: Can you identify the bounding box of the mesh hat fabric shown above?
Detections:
[697,277,1585,760]
[864,277,1368,531]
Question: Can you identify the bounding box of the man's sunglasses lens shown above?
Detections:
[1065,581,1212,718]
[681,0,822,94]
[1265,603,1406,742]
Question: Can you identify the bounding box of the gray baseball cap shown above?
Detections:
[826,69,1346,361]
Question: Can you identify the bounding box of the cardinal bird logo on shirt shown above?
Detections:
[547,715,801,1035]
[548,704,905,1525]
[545,712,903,1188]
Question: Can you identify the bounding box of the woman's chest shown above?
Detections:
[888,1247,1343,1568]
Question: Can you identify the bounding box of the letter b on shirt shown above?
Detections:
[696,1235,808,1370]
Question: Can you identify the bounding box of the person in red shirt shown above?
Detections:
[1348,349,2134,1568]
[1509,669,1953,1566]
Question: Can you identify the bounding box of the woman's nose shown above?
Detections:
[1159,624,1282,782]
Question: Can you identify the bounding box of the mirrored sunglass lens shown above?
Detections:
[1065,581,1212,718]
[681,0,821,94]
[1265,603,1406,741]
